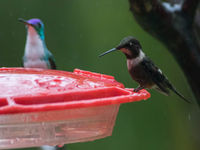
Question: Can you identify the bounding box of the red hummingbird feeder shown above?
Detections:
[0,68,150,149]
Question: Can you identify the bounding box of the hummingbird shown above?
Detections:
[19,18,56,69]
[99,36,191,103]
[19,19,64,150]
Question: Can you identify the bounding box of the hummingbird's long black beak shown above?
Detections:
[18,18,32,26]
[99,48,118,57]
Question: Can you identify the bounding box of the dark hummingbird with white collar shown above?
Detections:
[99,36,190,103]
[19,18,56,69]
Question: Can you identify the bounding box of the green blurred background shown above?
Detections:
[0,0,200,150]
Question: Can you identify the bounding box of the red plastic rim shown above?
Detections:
[0,68,150,114]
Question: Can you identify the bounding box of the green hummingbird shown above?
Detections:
[19,18,56,69]
[19,18,61,150]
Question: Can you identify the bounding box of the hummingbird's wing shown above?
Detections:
[141,57,191,103]
[48,56,56,70]
[46,50,56,70]
[141,57,170,95]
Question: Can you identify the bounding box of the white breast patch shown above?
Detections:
[24,26,47,69]
[127,50,145,70]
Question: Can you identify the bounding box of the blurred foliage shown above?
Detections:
[0,0,199,150]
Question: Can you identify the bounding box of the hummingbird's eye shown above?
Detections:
[37,23,42,28]
[129,42,133,46]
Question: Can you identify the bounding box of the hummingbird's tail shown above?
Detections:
[168,84,191,104]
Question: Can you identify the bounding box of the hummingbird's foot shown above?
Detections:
[133,86,145,93]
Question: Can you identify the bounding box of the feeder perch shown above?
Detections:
[0,68,150,149]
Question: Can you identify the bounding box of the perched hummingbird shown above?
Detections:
[19,18,64,150]
[99,36,190,103]
[19,18,56,69]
